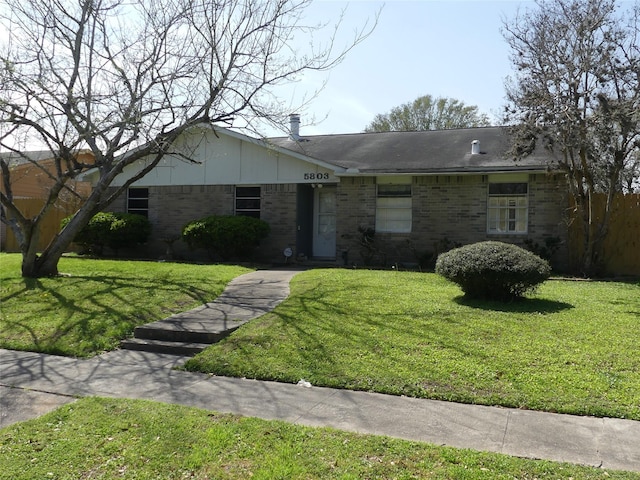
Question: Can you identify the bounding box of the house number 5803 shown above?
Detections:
[304,172,330,180]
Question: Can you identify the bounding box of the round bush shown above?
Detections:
[435,241,551,301]
[182,215,270,261]
[61,212,151,255]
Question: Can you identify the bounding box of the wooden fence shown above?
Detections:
[568,193,640,276]
[1,198,82,253]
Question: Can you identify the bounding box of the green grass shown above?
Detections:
[2,257,639,477]
[185,268,640,420]
[0,253,252,357]
[2,397,637,479]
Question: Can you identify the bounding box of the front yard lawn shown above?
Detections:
[184,268,640,421]
[2,254,638,420]
[2,397,638,479]
[2,257,639,477]
[0,254,252,357]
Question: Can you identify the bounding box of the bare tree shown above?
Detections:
[364,94,490,132]
[502,0,640,276]
[0,0,375,277]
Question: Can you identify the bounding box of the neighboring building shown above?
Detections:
[96,119,569,268]
[0,150,93,251]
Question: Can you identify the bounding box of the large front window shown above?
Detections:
[487,182,528,233]
[376,184,412,233]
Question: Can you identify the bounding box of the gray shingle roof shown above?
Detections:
[268,126,551,174]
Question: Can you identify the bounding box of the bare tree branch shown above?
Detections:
[502,0,640,275]
[0,0,377,277]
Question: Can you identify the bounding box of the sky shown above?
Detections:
[0,0,533,145]
[265,0,531,136]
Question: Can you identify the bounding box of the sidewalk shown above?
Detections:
[1,269,640,473]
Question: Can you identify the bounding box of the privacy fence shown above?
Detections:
[1,198,82,253]
[568,193,640,276]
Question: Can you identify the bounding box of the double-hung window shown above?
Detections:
[235,186,261,218]
[487,182,528,234]
[376,184,412,233]
[127,187,149,217]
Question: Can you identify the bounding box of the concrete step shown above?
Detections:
[133,324,241,344]
[116,268,300,357]
[120,338,211,356]
[126,317,245,356]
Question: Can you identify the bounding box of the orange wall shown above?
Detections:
[1,152,93,252]
[1,152,93,199]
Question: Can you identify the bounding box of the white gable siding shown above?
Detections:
[235,139,277,184]
[108,128,338,187]
[203,132,242,183]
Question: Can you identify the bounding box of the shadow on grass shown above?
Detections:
[454,296,574,314]
[1,273,225,357]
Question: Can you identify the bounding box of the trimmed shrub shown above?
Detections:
[435,241,551,301]
[61,212,151,255]
[105,213,152,253]
[182,215,270,261]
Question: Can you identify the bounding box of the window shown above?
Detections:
[235,186,261,218]
[127,187,149,217]
[376,184,412,233]
[487,182,528,233]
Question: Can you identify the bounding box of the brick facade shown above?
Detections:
[106,184,299,261]
[334,173,568,269]
[106,173,569,269]
[259,184,298,261]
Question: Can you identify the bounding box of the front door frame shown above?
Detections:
[312,186,337,259]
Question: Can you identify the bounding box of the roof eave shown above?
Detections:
[336,167,553,177]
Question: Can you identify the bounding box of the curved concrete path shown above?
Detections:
[1,268,640,473]
[121,268,302,354]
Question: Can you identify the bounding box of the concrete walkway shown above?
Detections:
[121,268,301,354]
[1,268,640,473]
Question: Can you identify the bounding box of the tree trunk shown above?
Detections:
[17,190,102,278]
[21,251,61,277]
[578,190,612,277]
[581,190,596,277]
[19,224,63,278]
[581,235,595,277]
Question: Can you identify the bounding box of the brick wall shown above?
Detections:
[260,184,298,261]
[105,184,297,261]
[335,177,376,265]
[105,173,569,269]
[105,185,232,259]
[414,175,488,246]
[483,174,569,270]
[151,185,235,259]
[335,174,568,269]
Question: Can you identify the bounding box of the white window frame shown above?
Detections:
[376,183,412,233]
[487,182,528,234]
